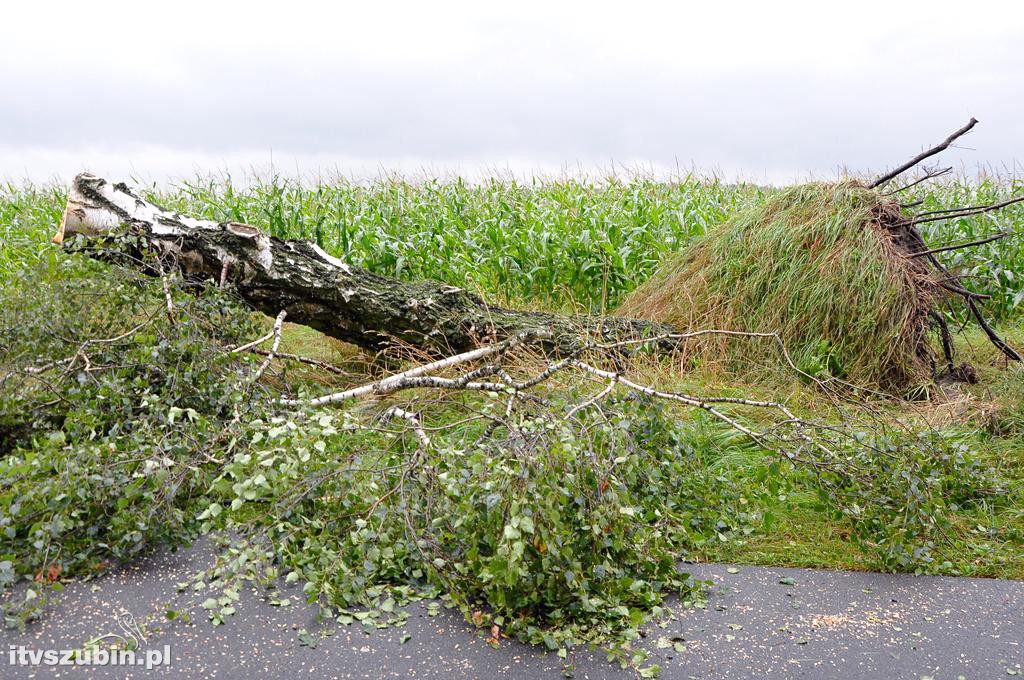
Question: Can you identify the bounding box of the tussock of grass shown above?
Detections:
[619,182,937,389]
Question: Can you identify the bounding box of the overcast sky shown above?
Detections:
[1,0,1022,184]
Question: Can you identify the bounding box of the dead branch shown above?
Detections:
[908,195,1024,226]
[965,297,1023,361]
[908,232,1008,258]
[249,310,287,384]
[870,118,977,189]
[884,166,953,195]
[918,244,1022,362]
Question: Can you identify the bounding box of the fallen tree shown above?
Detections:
[3,252,1012,662]
[53,174,677,356]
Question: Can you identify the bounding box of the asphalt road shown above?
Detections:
[2,543,1021,679]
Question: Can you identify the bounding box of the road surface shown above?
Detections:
[2,543,1021,678]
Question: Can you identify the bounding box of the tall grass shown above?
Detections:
[619,183,935,388]
[0,182,66,278]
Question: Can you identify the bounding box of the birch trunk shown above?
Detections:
[55,174,678,355]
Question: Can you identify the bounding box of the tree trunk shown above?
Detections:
[55,174,678,355]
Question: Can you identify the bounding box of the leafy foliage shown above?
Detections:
[828,430,1007,571]
[0,258,258,627]
[189,398,757,665]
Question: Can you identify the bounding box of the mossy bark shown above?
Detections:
[57,174,678,355]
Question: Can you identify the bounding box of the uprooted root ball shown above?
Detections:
[618,182,942,390]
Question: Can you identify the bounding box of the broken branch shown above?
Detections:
[870,118,977,189]
[908,232,1008,258]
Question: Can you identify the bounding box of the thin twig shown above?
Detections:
[158,261,175,325]
[249,311,287,383]
[908,232,1008,258]
[382,406,431,448]
[884,167,953,195]
[231,328,278,354]
[565,376,618,420]
[244,348,350,375]
[907,195,1024,227]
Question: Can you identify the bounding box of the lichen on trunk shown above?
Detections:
[56,174,678,356]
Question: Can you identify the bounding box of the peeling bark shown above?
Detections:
[56,174,678,355]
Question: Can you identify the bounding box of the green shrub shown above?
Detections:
[0,259,258,627]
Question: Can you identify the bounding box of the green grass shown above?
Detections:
[619,182,935,389]
[686,322,1024,579]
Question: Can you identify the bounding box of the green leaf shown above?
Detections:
[297,630,318,648]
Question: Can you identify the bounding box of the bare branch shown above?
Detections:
[870,118,978,189]
[382,406,431,448]
[571,360,787,443]
[908,232,1008,258]
[965,297,1023,362]
[907,194,1024,227]
[883,166,953,195]
[279,331,542,407]
[938,281,991,300]
[249,310,287,384]
[915,245,1021,362]
[231,332,275,354]
[244,348,351,375]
